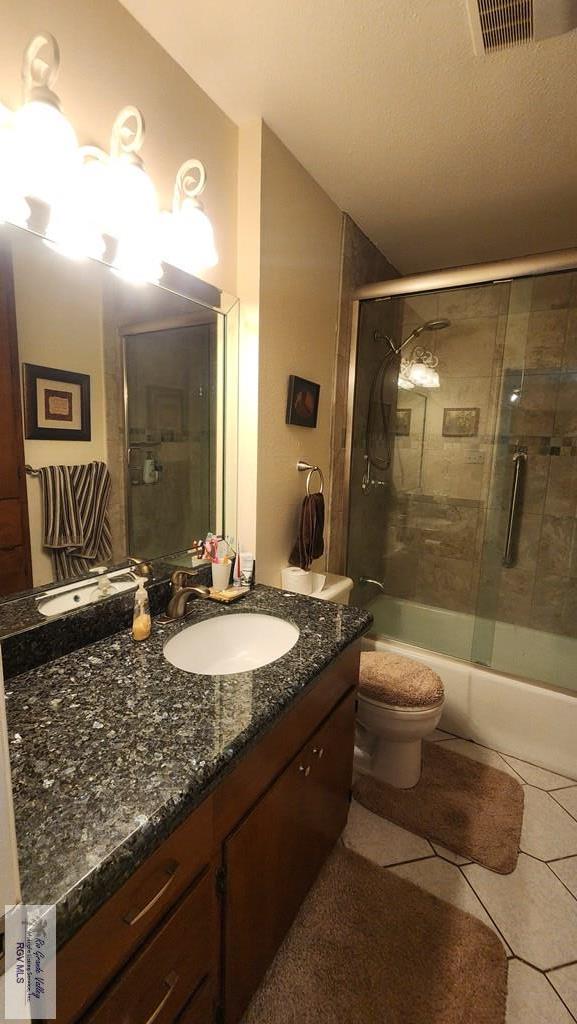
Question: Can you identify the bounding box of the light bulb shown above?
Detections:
[113,233,163,285]
[408,361,440,389]
[11,99,78,206]
[45,150,108,261]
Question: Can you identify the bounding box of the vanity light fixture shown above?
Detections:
[108,107,163,284]
[0,32,219,283]
[11,34,78,208]
[407,349,440,389]
[405,348,440,389]
[159,159,218,275]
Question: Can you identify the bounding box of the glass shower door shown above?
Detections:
[472,272,577,691]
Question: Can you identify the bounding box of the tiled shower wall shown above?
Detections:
[382,271,577,640]
[385,283,508,615]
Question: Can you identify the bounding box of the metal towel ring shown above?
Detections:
[297,460,324,496]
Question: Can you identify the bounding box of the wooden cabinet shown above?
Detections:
[58,647,359,1024]
[84,871,216,1024]
[0,241,31,595]
[223,691,356,1024]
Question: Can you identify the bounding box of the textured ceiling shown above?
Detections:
[120,0,577,273]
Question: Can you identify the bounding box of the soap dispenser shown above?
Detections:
[132,579,151,641]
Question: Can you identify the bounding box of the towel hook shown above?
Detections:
[297,460,324,496]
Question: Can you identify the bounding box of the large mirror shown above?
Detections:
[0,222,237,629]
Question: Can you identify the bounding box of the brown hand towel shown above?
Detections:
[289,492,325,571]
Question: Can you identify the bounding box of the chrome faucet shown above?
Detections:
[166,570,211,619]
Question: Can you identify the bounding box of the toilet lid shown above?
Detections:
[359,652,444,709]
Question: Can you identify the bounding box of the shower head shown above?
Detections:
[416,319,451,334]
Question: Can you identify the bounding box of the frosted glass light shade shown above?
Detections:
[397,373,415,390]
[408,361,440,388]
[160,199,218,275]
[113,234,163,285]
[106,157,158,239]
[11,99,78,205]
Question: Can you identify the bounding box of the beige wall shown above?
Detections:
[256,124,342,586]
[0,0,238,295]
[12,233,108,586]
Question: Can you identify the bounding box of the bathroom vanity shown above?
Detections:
[3,586,371,1024]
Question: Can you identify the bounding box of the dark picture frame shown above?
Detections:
[285,375,320,428]
[442,407,480,438]
[395,409,412,436]
[23,363,91,441]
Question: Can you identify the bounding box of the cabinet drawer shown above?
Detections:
[57,797,213,1023]
[176,977,213,1023]
[84,869,215,1024]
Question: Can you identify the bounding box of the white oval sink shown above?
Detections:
[163,613,300,676]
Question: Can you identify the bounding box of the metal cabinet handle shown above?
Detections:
[298,764,311,777]
[503,450,527,567]
[312,747,324,760]
[123,861,178,926]
[143,970,179,1024]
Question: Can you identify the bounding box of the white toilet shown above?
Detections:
[356,652,445,789]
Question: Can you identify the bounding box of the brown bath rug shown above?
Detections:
[354,741,524,874]
[243,846,507,1024]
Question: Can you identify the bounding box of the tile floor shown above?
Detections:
[343,729,577,1024]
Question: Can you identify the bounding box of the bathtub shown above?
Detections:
[362,601,577,779]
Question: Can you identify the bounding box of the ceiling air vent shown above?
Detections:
[467,0,577,54]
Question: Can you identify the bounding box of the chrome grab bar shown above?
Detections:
[503,449,527,568]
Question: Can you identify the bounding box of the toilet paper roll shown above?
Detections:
[281,566,313,595]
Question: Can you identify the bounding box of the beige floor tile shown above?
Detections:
[507,960,574,1024]
[342,800,433,867]
[440,738,521,779]
[391,857,510,953]
[550,857,577,900]
[548,963,577,1019]
[463,854,577,970]
[431,842,472,866]
[553,788,577,823]
[501,755,576,791]
[521,786,577,861]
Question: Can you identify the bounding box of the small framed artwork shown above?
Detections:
[23,364,91,441]
[395,409,412,436]
[286,375,320,428]
[442,407,480,438]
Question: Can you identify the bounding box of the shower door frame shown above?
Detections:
[342,246,577,574]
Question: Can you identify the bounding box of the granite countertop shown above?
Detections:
[4,584,372,947]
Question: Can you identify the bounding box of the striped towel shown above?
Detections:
[39,462,112,580]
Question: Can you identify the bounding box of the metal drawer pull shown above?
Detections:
[123,861,179,926]
[298,764,311,777]
[143,970,179,1024]
[312,747,324,759]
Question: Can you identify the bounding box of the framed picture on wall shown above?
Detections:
[285,375,320,428]
[23,363,91,441]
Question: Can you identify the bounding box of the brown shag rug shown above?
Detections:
[354,741,524,874]
[243,846,507,1024]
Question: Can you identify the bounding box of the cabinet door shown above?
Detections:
[223,689,355,1024]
